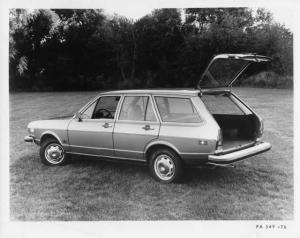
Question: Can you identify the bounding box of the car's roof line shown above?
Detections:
[99,89,200,96]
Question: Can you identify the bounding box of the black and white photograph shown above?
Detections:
[0,0,299,237]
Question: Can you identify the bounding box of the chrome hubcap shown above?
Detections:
[154,154,175,181]
[45,144,64,164]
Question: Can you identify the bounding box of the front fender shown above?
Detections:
[40,131,64,145]
[27,119,71,147]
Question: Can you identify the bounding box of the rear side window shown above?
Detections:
[155,97,202,123]
[119,96,156,121]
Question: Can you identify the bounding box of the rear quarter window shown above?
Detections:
[155,97,202,123]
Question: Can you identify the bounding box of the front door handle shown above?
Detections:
[142,125,154,131]
[102,123,112,128]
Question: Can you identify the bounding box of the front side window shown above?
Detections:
[155,97,202,123]
[88,96,120,119]
[119,96,156,121]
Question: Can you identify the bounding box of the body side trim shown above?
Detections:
[69,144,144,154]
[180,152,211,155]
[66,151,147,162]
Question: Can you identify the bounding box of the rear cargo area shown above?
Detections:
[201,92,260,150]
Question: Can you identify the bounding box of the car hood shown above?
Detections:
[197,53,271,89]
[47,115,73,120]
[28,118,71,131]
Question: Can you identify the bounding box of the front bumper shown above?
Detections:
[24,135,34,142]
[24,135,39,144]
[208,141,271,164]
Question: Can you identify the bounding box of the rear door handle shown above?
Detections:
[102,123,112,128]
[142,125,154,130]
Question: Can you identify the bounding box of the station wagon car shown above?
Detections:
[25,53,272,183]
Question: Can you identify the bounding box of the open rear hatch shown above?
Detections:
[197,54,271,164]
[197,53,271,89]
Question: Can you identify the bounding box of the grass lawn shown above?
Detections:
[9,88,293,220]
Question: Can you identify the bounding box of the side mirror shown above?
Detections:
[75,112,82,122]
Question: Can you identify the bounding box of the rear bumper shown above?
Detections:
[208,141,271,164]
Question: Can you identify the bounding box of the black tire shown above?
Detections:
[148,148,184,183]
[40,138,68,166]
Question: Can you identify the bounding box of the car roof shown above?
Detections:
[100,89,200,97]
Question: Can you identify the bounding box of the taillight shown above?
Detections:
[260,119,264,136]
[216,129,223,149]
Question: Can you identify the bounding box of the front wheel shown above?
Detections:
[40,138,68,166]
[149,148,184,183]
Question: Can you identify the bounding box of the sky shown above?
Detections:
[266,5,295,31]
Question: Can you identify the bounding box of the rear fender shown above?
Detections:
[144,140,181,160]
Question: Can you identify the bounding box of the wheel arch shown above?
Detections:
[144,141,182,162]
[40,131,63,145]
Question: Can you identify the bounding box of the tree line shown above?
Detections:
[9,8,293,91]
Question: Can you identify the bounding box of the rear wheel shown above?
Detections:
[149,148,183,183]
[40,138,68,166]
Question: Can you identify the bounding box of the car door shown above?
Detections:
[113,95,160,161]
[68,95,121,157]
